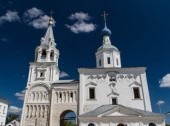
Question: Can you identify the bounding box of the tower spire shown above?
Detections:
[41,14,55,46]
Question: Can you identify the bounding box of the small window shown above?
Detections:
[110,76,116,82]
[60,93,62,98]
[50,50,54,60]
[116,58,119,65]
[112,98,117,105]
[89,88,95,99]
[99,60,101,66]
[70,92,73,98]
[107,57,111,64]
[3,107,5,114]
[133,87,140,99]
[40,72,44,77]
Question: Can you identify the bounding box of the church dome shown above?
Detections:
[97,44,118,51]
[101,26,112,36]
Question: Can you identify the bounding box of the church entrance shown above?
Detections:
[117,124,125,126]
[60,110,76,126]
[149,123,156,126]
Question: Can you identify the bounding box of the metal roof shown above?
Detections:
[80,104,162,117]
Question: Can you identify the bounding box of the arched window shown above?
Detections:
[60,110,76,126]
[41,49,46,59]
[149,123,156,126]
[50,50,54,60]
[88,123,95,126]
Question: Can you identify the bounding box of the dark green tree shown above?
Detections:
[63,120,74,126]
[5,114,19,124]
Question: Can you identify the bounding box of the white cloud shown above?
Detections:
[1,38,9,42]
[68,12,90,21]
[0,10,20,24]
[66,12,96,34]
[66,22,96,34]
[8,106,22,114]
[15,90,25,100]
[23,8,51,29]
[24,7,44,19]
[28,15,49,29]
[156,100,165,105]
[159,74,170,87]
[60,71,69,78]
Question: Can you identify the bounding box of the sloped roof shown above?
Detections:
[79,104,162,117]
[0,97,8,104]
[54,80,79,84]
[41,25,54,46]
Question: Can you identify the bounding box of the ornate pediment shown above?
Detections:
[85,82,97,87]
[129,81,141,87]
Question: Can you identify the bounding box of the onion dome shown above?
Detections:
[101,25,112,36]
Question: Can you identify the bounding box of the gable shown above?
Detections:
[107,111,128,116]
[98,105,141,117]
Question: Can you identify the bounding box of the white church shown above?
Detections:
[20,14,165,126]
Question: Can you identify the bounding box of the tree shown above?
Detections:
[64,120,74,126]
[5,114,19,124]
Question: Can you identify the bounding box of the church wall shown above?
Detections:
[78,68,151,115]
[140,73,152,111]
[96,50,121,68]
[79,116,165,126]
[0,100,8,126]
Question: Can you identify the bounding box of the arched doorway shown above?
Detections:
[117,124,125,126]
[88,123,95,126]
[149,123,156,126]
[60,110,76,126]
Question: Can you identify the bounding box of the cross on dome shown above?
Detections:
[101,11,111,36]
[101,11,108,27]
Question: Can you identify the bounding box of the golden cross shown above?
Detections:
[101,11,108,21]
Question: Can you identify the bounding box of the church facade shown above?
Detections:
[20,16,165,126]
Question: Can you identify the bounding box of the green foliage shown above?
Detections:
[5,114,19,124]
[63,120,74,126]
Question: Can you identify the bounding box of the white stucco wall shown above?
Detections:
[0,100,8,126]
[79,116,165,126]
[96,50,121,68]
[78,67,152,115]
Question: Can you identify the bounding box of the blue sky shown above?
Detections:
[0,0,170,121]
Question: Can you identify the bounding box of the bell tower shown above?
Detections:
[27,16,60,87]
[95,12,121,68]
[20,16,60,126]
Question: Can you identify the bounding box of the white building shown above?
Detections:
[0,98,8,126]
[20,15,165,126]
